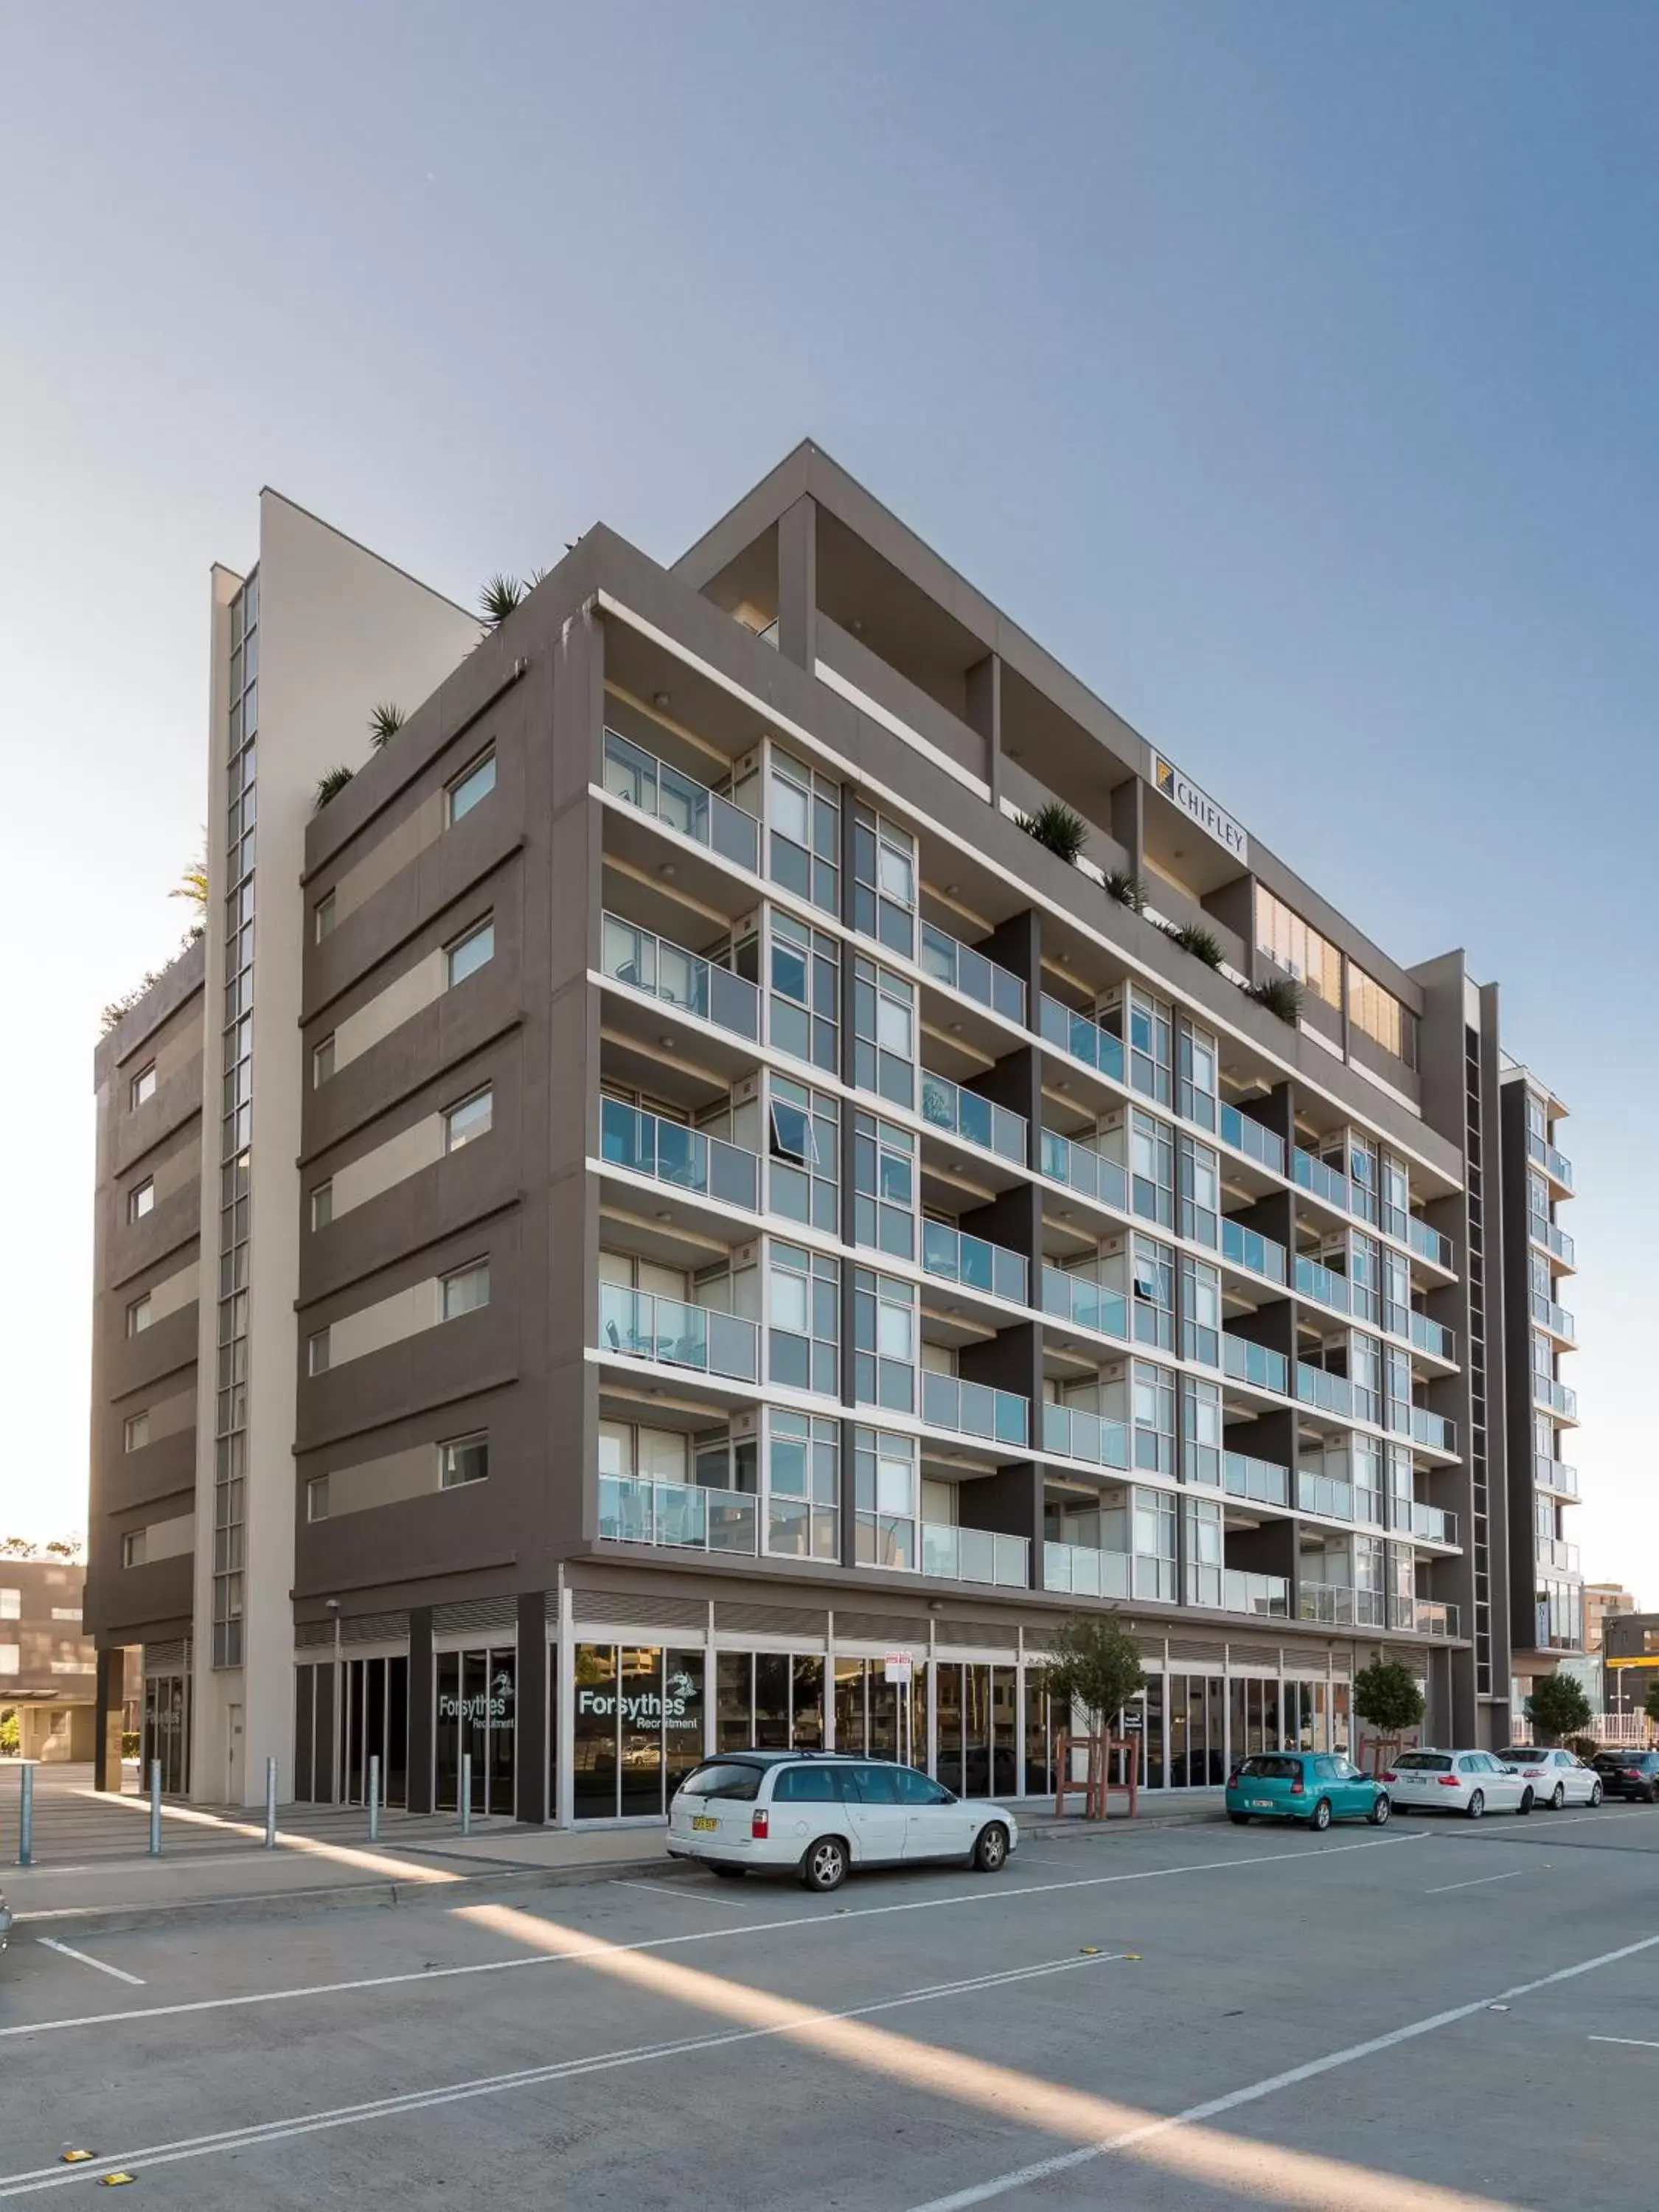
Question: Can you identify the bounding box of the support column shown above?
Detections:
[406,1606,434,1814]
[93,1646,125,1792]
[967,653,1001,805]
[776,496,818,671]
[515,1590,549,1824]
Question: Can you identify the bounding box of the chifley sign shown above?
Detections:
[1152,754,1248,866]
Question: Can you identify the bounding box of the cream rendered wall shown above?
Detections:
[192,498,480,1805]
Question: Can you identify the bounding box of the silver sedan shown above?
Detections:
[1498,1747,1603,1810]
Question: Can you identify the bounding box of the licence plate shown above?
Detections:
[1249,1800,1274,1812]
[692,1815,718,1832]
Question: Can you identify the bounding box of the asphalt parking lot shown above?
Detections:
[2,1801,1656,2209]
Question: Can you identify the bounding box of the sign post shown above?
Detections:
[885,1652,914,1768]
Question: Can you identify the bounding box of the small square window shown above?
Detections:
[445,918,495,989]
[122,1531,147,1568]
[128,1179,155,1223]
[447,750,496,826]
[441,1262,490,1320]
[313,1036,336,1087]
[314,891,338,942]
[310,1182,333,1231]
[0,1589,19,1620]
[439,1433,489,1488]
[307,1329,331,1376]
[443,1088,493,1153]
[127,1295,152,1337]
[0,1642,18,1675]
[130,1064,157,1110]
[124,1411,150,1453]
[306,1475,330,1522]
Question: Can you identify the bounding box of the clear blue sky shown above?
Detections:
[1,2,1649,1593]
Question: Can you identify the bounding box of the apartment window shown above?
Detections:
[1102,986,1172,1105]
[124,1411,150,1453]
[768,748,840,914]
[852,957,915,1110]
[307,1329,331,1376]
[852,803,917,959]
[447,748,497,826]
[1350,1332,1382,1425]
[852,1113,915,1260]
[128,1178,156,1224]
[1130,1109,1174,1229]
[1254,886,1340,1009]
[854,1268,916,1413]
[1132,1358,1176,1475]
[0,1589,18,1619]
[314,890,338,942]
[1353,1437,1385,1526]
[1380,1152,1410,1243]
[1178,1019,1219,1133]
[1180,1257,1222,1368]
[310,1182,333,1231]
[130,1063,157,1110]
[1349,1231,1381,1324]
[444,1086,494,1152]
[446,917,495,989]
[442,1262,492,1320]
[1348,967,1418,1069]
[1178,1135,1220,1248]
[766,1409,839,1560]
[767,1242,838,1397]
[0,1644,18,1676]
[1133,1485,1178,1601]
[306,1476,330,1522]
[439,1433,490,1488]
[766,1077,838,1234]
[51,1607,82,1622]
[1183,1375,1222,1490]
[313,1035,336,1087]
[122,1531,147,1568]
[127,1294,153,1337]
[1131,1234,1175,1352]
[1183,1493,1224,1607]
[855,1427,917,1571]
[768,912,839,1074]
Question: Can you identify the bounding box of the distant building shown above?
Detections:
[1584,1582,1639,1652]
[1,1558,101,1760]
[1603,1612,1659,1719]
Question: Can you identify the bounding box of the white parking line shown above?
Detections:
[902,1927,1659,2211]
[612,1879,751,1910]
[1589,2034,1659,2051]
[0,1950,1130,2196]
[34,1940,145,1988]
[0,1828,1421,2042]
[1424,1871,1527,1895]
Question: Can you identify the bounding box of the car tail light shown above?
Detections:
[1290,1775,1304,1795]
[1624,1768,1643,1778]
[1227,1770,1240,1789]
[1438,1775,1462,1789]
[751,1807,769,1839]
[1381,1771,1397,1784]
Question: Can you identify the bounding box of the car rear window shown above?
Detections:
[1393,1753,1453,1772]
[772,1765,848,1802]
[679,1761,764,1802]
[1237,1756,1301,1781]
[1497,1750,1541,1765]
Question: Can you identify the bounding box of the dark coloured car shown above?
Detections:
[1593,1750,1659,1803]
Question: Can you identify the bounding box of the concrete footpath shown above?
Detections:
[1,1763,1225,1938]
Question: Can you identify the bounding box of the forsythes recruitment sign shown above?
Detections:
[1152,753,1248,866]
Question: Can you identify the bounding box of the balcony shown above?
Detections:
[921,1218,1029,1307]
[1219,1103,1286,1178]
[1391,1595,1461,1638]
[598,1473,759,1555]
[1529,1291,1576,1343]
[1223,1336,1290,1395]
[1531,1374,1578,1421]
[1221,1217,1287,1286]
[919,920,1026,1026]
[1223,1451,1291,1508]
[1222,1570,1291,1618]
[598,1284,759,1384]
[1293,1147,1350,1211]
[1299,1582,1388,1629]
[1527,1130,1574,1192]
[599,1098,759,1212]
[1408,1217,1455,1271]
[1537,1534,1582,1575]
[1297,1470,1354,1523]
[1040,994,1126,1086]
[1042,1401,1130,1472]
[1294,1253,1351,1316]
[600,914,759,1042]
[1534,1453,1579,1498]
[922,1522,1030,1589]
[1041,1266,1129,1342]
[1295,1363,1353,1419]
[919,1070,1026,1166]
[1040,1127,1131,1216]
[921,1369,1030,1449]
[1411,1406,1458,1453]
[1409,1311,1455,1362]
[602,729,759,873]
[1528,1214,1576,1269]
[1043,1540,1131,1599]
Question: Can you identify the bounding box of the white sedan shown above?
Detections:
[1497,1746,1603,1810]
[1382,1748,1535,1818]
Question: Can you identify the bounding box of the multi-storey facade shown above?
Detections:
[1584,1583,1638,1653]
[0,1559,100,1762]
[86,445,1585,1815]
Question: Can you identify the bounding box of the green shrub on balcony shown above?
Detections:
[1248,975,1301,1024]
[1013,801,1089,866]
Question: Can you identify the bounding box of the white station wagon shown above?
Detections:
[1382,1747,1535,1819]
[667,1750,1018,1892]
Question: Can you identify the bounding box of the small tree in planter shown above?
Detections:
[1353,1659,1425,1775]
[1248,976,1301,1025]
[369,703,406,748]
[1526,1672,1592,1747]
[313,765,355,811]
[479,573,524,627]
[1168,921,1225,969]
[1040,1614,1146,1814]
[1013,801,1089,866]
[1104,870,1147,912]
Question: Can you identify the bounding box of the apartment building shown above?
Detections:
[85,445,1584,1817]
[1584,1583,1638,1653]
[0,1558,99,1762]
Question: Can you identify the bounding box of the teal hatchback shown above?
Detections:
[1225,1752,1390,1832]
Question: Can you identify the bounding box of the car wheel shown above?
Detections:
[1311,1797,1332,1833]
[1551,1784,1566,1811]
[972,1823,1010,1874]
[1587,1781,1602,1807]
[1519,1789,1534,1816]
[1228,1812,1251,1826]
[1368,1793,1391,1826]
[1648,1787,1659,1806]
[709,1863,748,1881]
[801,1836,849,1893]
[1467,1790,1486,1821]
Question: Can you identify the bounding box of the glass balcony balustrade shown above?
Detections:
[597,1473,759,1555]
[1529,1214,1575,1267]
[1402,1501,1458,1545]
[1536,1534,1581,1574]
[919,1070,1027,1164]
[920,1218,1029,1307]
[602,729,759,872]
[1529,1292,1576,1340]
[1039,994,1126,1085]
[1043,1540,1131,1599]
[1297,1470,1354,1522]
[1222,1451,1290,1507]
[1223,1336,1290,1394]
[1527,1130,1574,1191]
[1409,1311,1455,1360]
[1296,1363,1353,1418]
[1221,1570,1290,1618]
[1299,1582,1387,1628]
[1039,1127,1131,1214]
[1391,1594,1460,1638]
[1041,1266,1129,1340]
[1219,1104,1286,1176]
[1411,1405,1458,1451]
[1294,1253,1351,1315]
[1408,1217,1455,1270]
[921,1522,1030,1588]
[1042,1401,1131,1471]
[921,1369,1030,1448]
[1534,1454,1579,1498]
[919,920,1026,1025]
[1293,1147,1350,1210]
[600,914,760,1042]
[597,1284,759,1383]
[599,1097,759,1212]
[1221,1216,1287,1284]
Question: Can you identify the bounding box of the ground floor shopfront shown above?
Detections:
[288,1592,1397,1824]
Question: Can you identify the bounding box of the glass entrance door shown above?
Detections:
[142,1674,189,1795]
[435,1646,516,1815]
[339,1656,410,1807]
